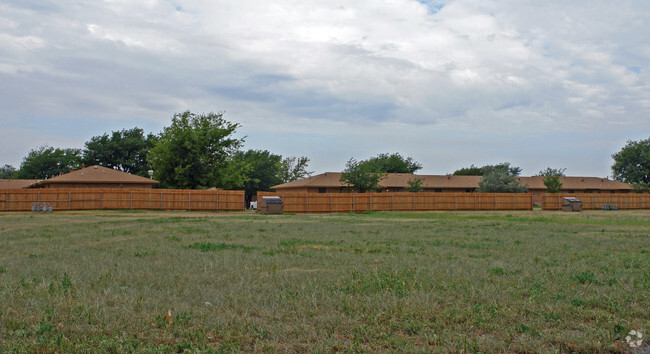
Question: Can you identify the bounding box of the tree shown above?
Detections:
[147,111,244,189]
[453,164,483,176]
[233,149,284,203]
[406,176,424,192]
[83,128,157,177]
[477,164,528,193]
[612,138,650,191]
[15,146,82,179]
[279,156,313,183]
[362,153,422,174]
[1,164,17,179]
[537,167,566,193]
[340,158,386,193]
[454,163,521,176]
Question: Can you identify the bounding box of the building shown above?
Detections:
[271,172,633,205]
[0,179,42,189]
[28,165,159,189]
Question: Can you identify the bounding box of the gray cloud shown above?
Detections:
[1,0,649,176]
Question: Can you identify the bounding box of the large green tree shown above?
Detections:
[16,146,82,179]
[477,164,528,193]
[279,156,313,183]
[454,163,522,176]
[362,153,422,174]
[233,149,283,203]
[537,167,566,193]
[340,158,386,193]
[148,111,244,189]
[612,137,650,191]
[83,128,157,177]
[1,164,17,179]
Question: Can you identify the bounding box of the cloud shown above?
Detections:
[1,0,649,175]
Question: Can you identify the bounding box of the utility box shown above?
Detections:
[259,196,283,215]
[562,197,582,212]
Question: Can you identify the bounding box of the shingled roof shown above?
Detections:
[272,173,632,191]
[271,173,481,190]
[0,179,42,189]
[30,165,158,187]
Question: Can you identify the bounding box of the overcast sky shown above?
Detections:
[1,0,649,177]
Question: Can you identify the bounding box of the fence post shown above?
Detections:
[434,194,437,211]
[216,192,219,212]
[392,194,394,212]
[130,191,133,210]
[512,194,515,210]
[188,191,191,211]
[412,194,415,211]
[474,194,477,211]
[494,195,497,211]
[160,191,163,211]
[306,194,309,214]
[369,195,372,212]
[330,194,332,214]
[455,194,457,211]
[68,191,71,211]
[353,195,355,214]
[624,195,626,210]
[100,191,103,210]
[558,196,561,211]
[6,191,9,211]
[38,191,40,204]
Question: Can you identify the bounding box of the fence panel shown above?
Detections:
[541,193,650,210]
[258,192,533,213]
[0,189,244,212]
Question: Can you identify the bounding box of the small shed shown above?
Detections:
[259,196,283,215]
[562,197,582,212]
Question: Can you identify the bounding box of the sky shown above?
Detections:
[1,0,649,177]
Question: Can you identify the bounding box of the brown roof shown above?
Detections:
[517,176,632,191]
[31,165,159,187]
[272,173,481,189]
[273,173,632,191]
[0,179,42,189]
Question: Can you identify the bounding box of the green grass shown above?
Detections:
[0,209,648,352]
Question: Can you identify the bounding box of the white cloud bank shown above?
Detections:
[1,0,649,176]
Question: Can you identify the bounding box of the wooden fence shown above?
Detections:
[541,193,650,210]
[0,189,245,212]
[258,192,533,213]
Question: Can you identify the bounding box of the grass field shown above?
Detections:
[0,210,648,352]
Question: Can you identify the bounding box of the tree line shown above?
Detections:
[2,111,648,194]
[1,111,312,202]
